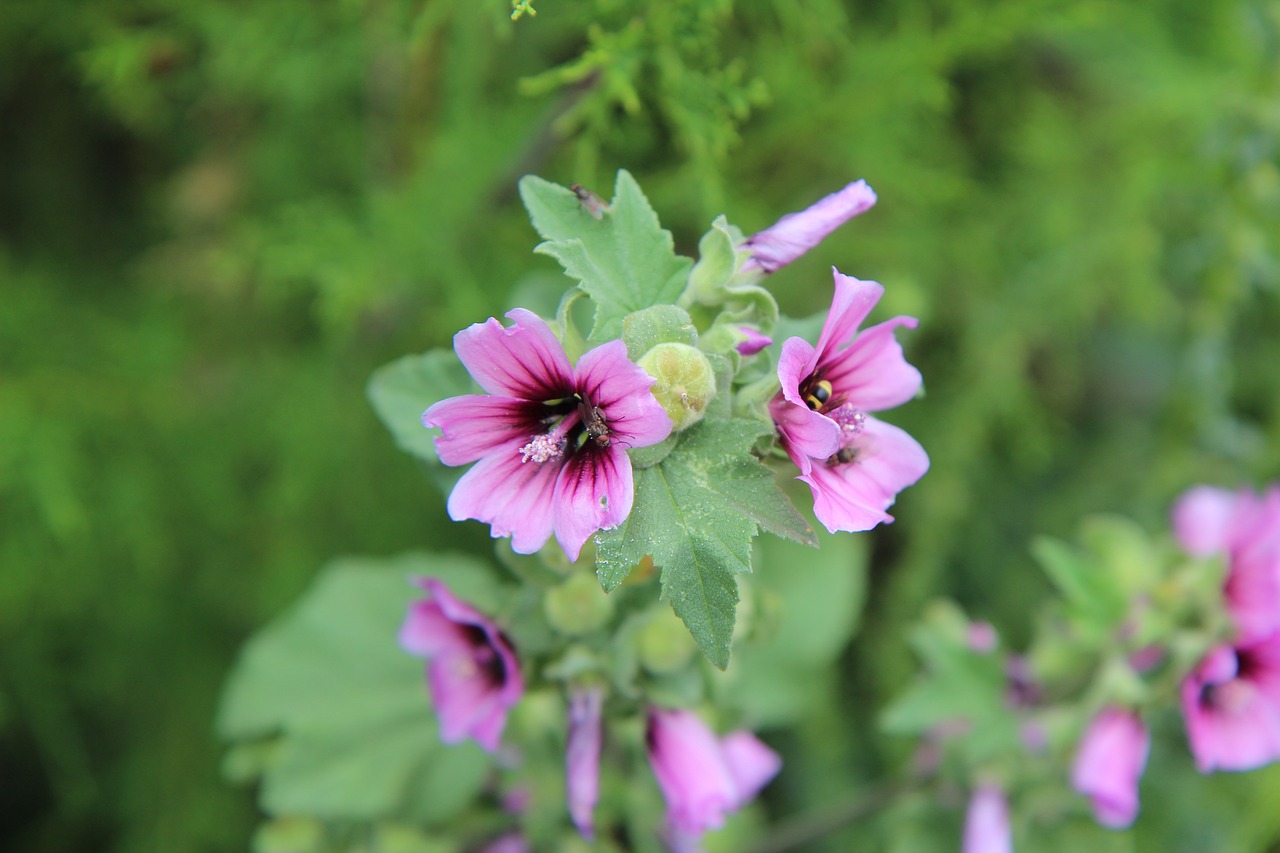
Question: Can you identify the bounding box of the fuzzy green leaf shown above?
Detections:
[217,553,504,823]
[518,171,692,341]
[594,419,816,668]
[367,350,474,463]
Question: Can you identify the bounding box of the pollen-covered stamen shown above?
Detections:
[521,433,567,463]
[826,403,867,466]
[520,408,581,464]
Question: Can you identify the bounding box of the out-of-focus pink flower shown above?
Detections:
[565,686,604,840]
[476,832,530,853]
[967,621,998,653]
[1181,634,1280,772]
[424,309,672,561]
[768,270,927,534]
[1070,707,1150,828]
[1171,485,1280,642]
[735,326,773,356]
[645,708,781,846]
[963,784,1012,853]
[740,180,877,274]
[398,578,523,753]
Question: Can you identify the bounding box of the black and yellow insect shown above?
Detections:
[805,379,833,410]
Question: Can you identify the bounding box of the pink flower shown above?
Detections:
[740,180,877,274]
[424,309,673,561]
[398,578,523,752]
[1180,634,1280,772]
[963,785,1012,853]
[768,270,929,533]
[645,708,781,846]
[1070,707,1150,828]
[1171,485,1280,643]
[565,686,604,840]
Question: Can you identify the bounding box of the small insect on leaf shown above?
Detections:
[572,184,610,220]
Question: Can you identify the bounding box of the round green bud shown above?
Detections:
[637,342,716,431]
[636,606,698,674]
[544,571,615,636]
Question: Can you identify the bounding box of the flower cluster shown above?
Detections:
[1173,485,1280,772]
[424,179,927,561]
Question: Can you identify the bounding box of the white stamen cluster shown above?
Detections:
[829,403,867,442]
[520,433,566,464]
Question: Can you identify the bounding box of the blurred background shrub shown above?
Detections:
[1,0,1277,849]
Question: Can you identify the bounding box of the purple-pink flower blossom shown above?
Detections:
[1180,633,1280,772]
[963,784,1012,853]
[1070,707,1150,828]
[768,269,929,533]
[645,708,781,849]
[565,685,604,841]
[398,577,523,753]
[424,309,673,561]
[740,180,877,274]
[1171,484,1280,643]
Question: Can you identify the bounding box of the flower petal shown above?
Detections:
[575,340,673,448]
[1070,707,1149,829]
[423,395,541,466]
[963,785,1012,853]
[813,271,884,363]
[398,600,470,657]
[646,709,738,833]
[447,449,559,554]
[553,447,634,562]
[720,731,782,808]
[740,180,877,273]
[772,336,840,468]
[1171,485,1241,557]
[820,316,923,412]
[566,686,604,840]
[453,308,575,400]
[800,416,929,534]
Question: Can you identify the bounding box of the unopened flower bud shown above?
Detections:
[544,571,615,636]
[637,607,698,674]
[637,343,716,432]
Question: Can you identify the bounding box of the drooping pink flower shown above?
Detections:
[963,784,1012,853]
[645,708,781,847]
[1172,484,1280,643]
[565,686,604,840]
[424,309,673,561]
[1180,633,1280,772]
[740,180,877,274]
[398,578,523,752]
[768,270,929,533]
[1070,707,1150,828]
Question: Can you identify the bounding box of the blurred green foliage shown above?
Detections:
[1,0,1277,850]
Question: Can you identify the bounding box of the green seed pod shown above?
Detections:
[636,606,698,674]
[637,342,716,432]
[544,570,615,636]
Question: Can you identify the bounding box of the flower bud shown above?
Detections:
[637,607,698,674]
[637,342,716,432]
[544,571,615,636]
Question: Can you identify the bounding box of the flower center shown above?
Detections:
[519,394,615,463]
[1203,677,1255,714]
[824,403,866,465]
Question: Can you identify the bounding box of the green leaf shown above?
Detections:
[367,351,474,463]
[594,419,816,668]
[217,553,505,823]
[717,529,867,725]
[518,171,692,341]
